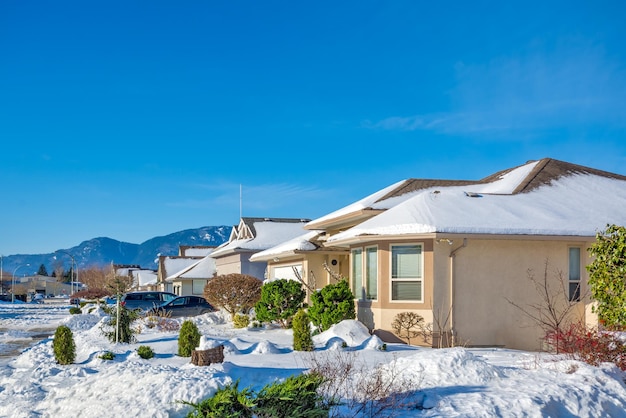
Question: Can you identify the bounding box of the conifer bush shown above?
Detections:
[69,306,82,315]
[255,279,306,328]
[178,320,201,357]
[308,279,355,332]
[233,313,250,329]
[293,309,314,351]
[137,345,155,359]
[100,304,141,344]
[53,325,76,365]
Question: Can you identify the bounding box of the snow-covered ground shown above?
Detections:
[1,302,625,417]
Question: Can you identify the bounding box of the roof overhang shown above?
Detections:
[305,208,385,231]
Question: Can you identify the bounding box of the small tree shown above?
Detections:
[204,274,262,316]
[53,325,76,365]
[308,279,355,332]
[292,309,314,351]
[100,304,141,344]
[37,264,49,276]
[587,224,626,329]
[255,279,306,328]
[178,320,201,357]
[392,312,425,345]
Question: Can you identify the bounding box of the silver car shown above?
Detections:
[120,291,177,311]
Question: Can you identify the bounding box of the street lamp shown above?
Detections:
[55,250,78,297]
[12,264,30,303]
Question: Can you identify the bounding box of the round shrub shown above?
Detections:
[137,345,155,359]
[69,307,82,315]
[292,309,313,352]
[178,320,201,357]
[255,279,306,328]
[53,325,76,365]
[308,279,355,333]
[99,351,115,360]
[233,314,250,329]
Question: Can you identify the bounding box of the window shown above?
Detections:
[391,244,423,301]
[365,247,378,300]
[352,248,364,300]
[569,247,581,302]
[192,280,205,294]
[351,247,378,300]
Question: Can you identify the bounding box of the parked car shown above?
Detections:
[148,296,214,318]
[120,291,177,311]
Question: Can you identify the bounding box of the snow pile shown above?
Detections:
[0,305,625,417]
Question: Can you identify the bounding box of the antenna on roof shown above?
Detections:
[239,184,243,220]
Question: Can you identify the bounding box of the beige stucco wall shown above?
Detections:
[349,235,595,351]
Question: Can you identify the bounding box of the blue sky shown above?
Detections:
[1,1,625,256]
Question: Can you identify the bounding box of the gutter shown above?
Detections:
[449,238,467,347]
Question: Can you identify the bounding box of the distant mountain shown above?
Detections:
[1,226,232,275]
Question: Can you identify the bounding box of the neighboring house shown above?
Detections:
[257,158,626,351]
[129,269,158,290]
[154,246,217,296]
[165,255,216,296]
[210,217,311,281]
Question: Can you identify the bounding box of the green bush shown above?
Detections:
[255,279,306,328]
[293,309,314,352]
[99,351,115,360]
[183,373,328,418]
[53,325,76,365]
[69,306,82,315]
[100,304,141,344]
[233,313,250,329]
[137,345,155,359]
[308,279,355,332]
[178,320,201,357]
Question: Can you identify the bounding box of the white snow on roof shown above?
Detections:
[182,247,214,257]
[210,220,308,257]
[166,256,216,281]
[163,257,201,277]
[472,159,540,194]
[328,173,626,242]
[309,161,542,227]
[250,231,320,261]
[133,270,157,286]
[307,179,408,225]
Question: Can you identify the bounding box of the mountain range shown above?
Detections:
[1,226,232,275]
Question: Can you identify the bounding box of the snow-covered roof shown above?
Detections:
[249,230,321,262]
[210,218,310,258]
[162,257,202,278]
[132,269,157,286]
[165,255,216,281]
[328,168,626,243]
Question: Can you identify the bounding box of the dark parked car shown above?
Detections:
[121,291,177,311]
[149,296,214,318]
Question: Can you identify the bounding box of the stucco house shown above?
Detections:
[210,217,311,281]
[254,158,626,351]
[155,246,216,296]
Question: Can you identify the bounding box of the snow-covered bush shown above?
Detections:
[255,279,305,328]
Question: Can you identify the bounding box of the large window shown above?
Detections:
[351,248,364,300]
[351,247,378,300]
[569,247,581,302]
[391,244,423,301]
[365,247,378,300]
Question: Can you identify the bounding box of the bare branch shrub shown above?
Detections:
[506,259,586,353]
[306,350,422,417]
[204,274,262,316]
[392,312,427,345]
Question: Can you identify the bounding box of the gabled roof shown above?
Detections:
[249,231,322,262]
[327,158,626,244]
[307,158,626,232]
[166,255,216,282]
[210,217,311,258]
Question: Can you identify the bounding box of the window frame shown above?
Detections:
[568,247,581,302]
[389,243,424,302]
[365,246,378,301]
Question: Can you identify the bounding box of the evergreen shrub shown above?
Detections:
[308,279,355,332]
[292,309,314,351]
[178,320,201,357]
[53,325,76,365]
[137,345,155,359]
[69,307,82,315]
[233,313,250,329]
[255,279,306,328]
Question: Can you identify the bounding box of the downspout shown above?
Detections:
[449,238,467,347]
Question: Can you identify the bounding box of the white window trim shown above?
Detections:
[351,247,364,301]
[389,242,424,303]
